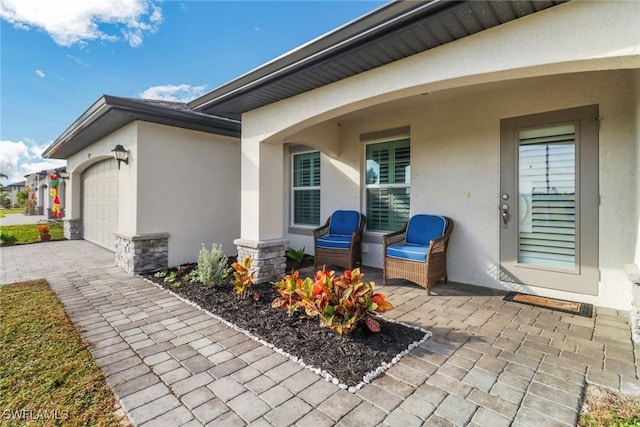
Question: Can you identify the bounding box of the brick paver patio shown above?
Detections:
[1,240,638,426]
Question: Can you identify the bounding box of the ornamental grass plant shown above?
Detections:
[194,243,230,288]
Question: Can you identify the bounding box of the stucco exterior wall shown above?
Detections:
[136,122,241,266]
[634,70,640,268]
[66,122,138,228]
[282,70,637,310]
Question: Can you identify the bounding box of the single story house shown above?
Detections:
[42,96,241,272]
[44,0,639,314]
[3,180,26,208]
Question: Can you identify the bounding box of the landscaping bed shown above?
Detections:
[141,263,428,389]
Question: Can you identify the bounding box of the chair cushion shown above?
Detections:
[329,210,361,236]
[386,243,429,262]
[317,235,352,250]
[406,215,447,246]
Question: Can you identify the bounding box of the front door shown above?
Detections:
[499,105,599,295]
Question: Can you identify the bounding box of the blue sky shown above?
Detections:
[0,0,384,184]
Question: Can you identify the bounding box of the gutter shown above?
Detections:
[42,95,242,159]
[189,0,450,112]
[42,96,110,158]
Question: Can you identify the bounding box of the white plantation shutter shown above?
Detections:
[518,125,576,269]
[365,139,410,231]
[292,151,320,225]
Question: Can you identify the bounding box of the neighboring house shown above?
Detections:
[24,170,47,215]
[23,168,67,217]
[3,181,26,207]
[44,1,640,313]
[42,95,241,273]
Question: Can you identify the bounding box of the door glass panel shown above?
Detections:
[518,124,576,270]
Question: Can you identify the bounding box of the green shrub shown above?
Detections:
[194,244,231,288]
[286,247,314,263]
[0,231,17,246]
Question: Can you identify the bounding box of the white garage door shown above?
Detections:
[82,159,119,250]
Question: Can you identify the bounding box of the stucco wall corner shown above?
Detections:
[626,263,640,343]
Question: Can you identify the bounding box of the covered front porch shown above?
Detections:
[236,68,639,312]
[189,0,639,311]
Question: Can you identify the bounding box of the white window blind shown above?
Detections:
[518,125,576,269]
[292,151,320,226]
[365,138,410,231]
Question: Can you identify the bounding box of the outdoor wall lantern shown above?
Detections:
[58,170,69,181]
[111,144,129,169]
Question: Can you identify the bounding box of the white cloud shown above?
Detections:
[0,0,163,48]
[138,84,208,102]
[0,139,65,184]
[35,69,45,78]
[66,54,89,68]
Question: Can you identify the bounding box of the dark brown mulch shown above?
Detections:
[141,263,428,388]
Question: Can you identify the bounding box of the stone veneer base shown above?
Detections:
[63,218,81,240]
[115,232,169,274]
[234,238,288,284]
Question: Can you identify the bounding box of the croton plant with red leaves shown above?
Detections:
[272,266,393,335]
[231,257,256,297]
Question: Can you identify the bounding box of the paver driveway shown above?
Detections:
[1,240,638,426]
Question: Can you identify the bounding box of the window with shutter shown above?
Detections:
[292,151,320,226]
[365,139,410,231]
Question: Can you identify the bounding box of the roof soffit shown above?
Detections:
[43,96,241,159]
[191,0,566,119]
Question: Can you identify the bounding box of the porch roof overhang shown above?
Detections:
[189,0,566,120]
[42,95,241,159]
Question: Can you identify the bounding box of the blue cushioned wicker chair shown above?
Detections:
[313,210,366,271]
[382,214,454,294]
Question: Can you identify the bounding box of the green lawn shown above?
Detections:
[0,208,24,218]
[0,222,64,245]
[0,280,129,426]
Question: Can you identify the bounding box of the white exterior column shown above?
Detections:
[234,130,287,283]
[63,172,81,240]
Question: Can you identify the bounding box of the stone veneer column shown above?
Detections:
[63,218,81,240]
[234,238,288,284]
[114,232,169,274]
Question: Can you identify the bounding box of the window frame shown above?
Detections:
[363,137,411,233]
[290,150,321,227]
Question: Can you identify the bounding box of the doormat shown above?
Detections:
[503,292,593,318]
